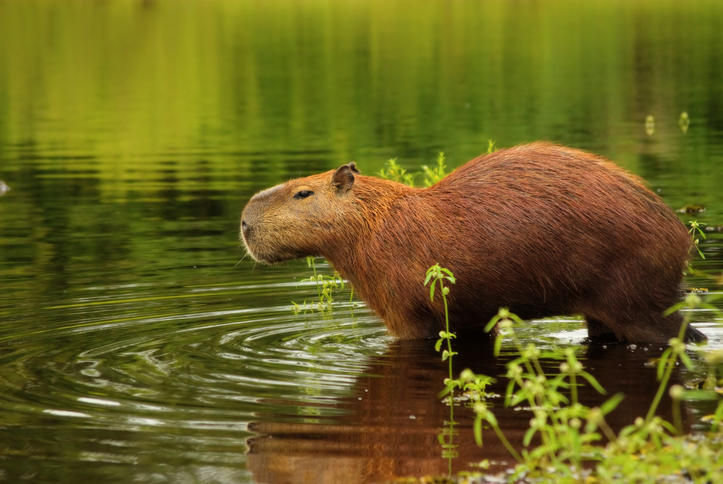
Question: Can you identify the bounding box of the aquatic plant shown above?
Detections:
[688,220,707,260]
[379,140,495,189]
[423,297,722,483]
[291,256,346,314]
[377,157,415,186]
[477,308,620,477]
[377,153,448,188]
[486,139,497,154]
[425,263,459,473]
[425,264,457,372]
[645,114,655,135]
[421,152,448,187]
[679,111,690,133]
[410,257,721,483]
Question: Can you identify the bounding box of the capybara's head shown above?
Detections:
[241,163,359,263]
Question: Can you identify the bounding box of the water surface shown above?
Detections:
[0,1,721,482]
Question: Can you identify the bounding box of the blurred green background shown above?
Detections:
[0,1,721,482]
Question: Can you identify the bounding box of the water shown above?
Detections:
[0,0,722,482]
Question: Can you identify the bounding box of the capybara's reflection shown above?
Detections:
[247,334,696,484]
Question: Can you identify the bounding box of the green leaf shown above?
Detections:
[663,301,685,316]
[484,411,498,427]
[510,313,525,324]
[429,282,435,302]
[581,432,601,444]
[504,380,516,406]
[580,371,607,394]
[660,419,677,434]
[657,349,672,380]
[484,315,500,332]
[523,426,538,447]
[474,417,483,446]
[434,338,443,352]
[493,334,503,357]
[600,393,624,415]
[679,351,694,370]
[679,389,719,401]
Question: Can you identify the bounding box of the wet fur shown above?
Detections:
[241,143,705,343]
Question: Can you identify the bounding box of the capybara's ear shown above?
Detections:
[332,162,357,192]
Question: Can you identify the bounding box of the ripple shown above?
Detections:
[0,273,390,478]
[0,263,720,484]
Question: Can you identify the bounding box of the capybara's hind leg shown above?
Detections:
[584,317,620,343]
[666,310,707,342]
[614,309,705,344]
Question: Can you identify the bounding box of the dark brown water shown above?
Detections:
[0,0,721,482]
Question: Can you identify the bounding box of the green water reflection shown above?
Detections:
[0,0,721,482]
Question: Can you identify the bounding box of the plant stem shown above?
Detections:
[493,423,523,462]
[646,356,675,424]
[443,289,453,385]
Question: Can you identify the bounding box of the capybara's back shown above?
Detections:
[241,142,705,344]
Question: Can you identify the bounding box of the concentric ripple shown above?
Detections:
[0,270,390,482]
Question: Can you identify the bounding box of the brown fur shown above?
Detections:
[241,143,705,343]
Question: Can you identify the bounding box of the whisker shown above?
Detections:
[234,251,251,268]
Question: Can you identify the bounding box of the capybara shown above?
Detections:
[240,143,705,343]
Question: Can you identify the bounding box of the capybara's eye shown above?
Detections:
[293,190,314,200]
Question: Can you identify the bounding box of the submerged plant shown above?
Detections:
[292,256,346,314]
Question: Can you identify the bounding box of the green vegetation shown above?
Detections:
[379,141,495,189]
[0,1,720,481]
[689,220,707,260]
[425,264,459,474]
[477,300,721,483]
[425,264,457,384]
[645,114,656,136]
[421,152,449,187]
[414,263,723,483]
[378,152,450,188]
[377,158,415,186]
[679,111,691,134]
[299,142,721,481]
[291,257,346,314]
